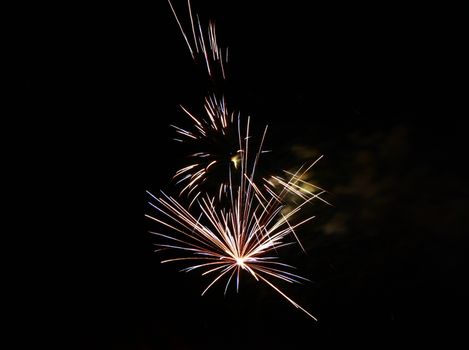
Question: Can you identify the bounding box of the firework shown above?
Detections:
[147,118,327,320]
[146,1,329,320]
[172,93,240,201]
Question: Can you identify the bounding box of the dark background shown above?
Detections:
[26,0,467,348]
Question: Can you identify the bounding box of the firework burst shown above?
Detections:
[172,93,240,201]
[147,118,327,320]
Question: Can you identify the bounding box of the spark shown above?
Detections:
[167,0,228,79]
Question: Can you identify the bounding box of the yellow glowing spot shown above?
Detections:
[231,154,241,169]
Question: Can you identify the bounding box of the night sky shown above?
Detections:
[30,0,467,348]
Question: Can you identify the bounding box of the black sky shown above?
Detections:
[26,0,468,348]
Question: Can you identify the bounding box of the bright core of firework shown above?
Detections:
[235,256,246,267]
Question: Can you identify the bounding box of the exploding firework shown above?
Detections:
[172,93,240,201]
[147,117,328,320]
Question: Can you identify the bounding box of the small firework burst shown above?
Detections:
[172,93,240,201]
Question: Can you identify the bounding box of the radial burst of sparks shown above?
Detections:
[172,93,239,200]
[147,118,327,320]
